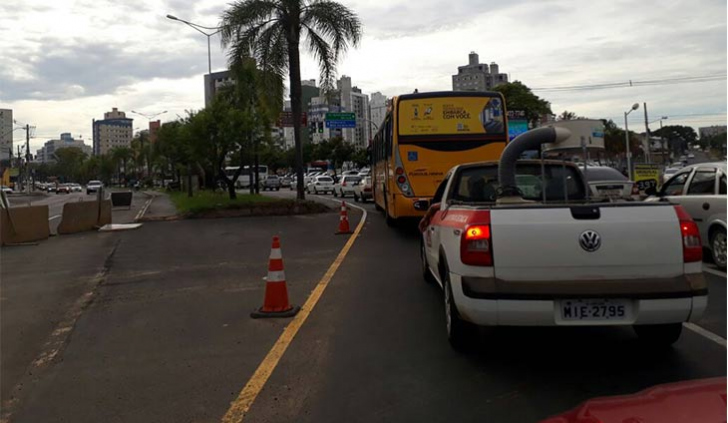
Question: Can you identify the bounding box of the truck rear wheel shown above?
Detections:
[633,323,682,347]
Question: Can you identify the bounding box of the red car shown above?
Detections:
[541,377,726,423]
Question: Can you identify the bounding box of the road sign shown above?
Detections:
[634,164,660,195]
[277,112,307,127]
[326,112,355,121]
[326,120,356,129]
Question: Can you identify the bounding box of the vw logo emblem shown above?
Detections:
[579,230,601,252]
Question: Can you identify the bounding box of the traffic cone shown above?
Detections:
[335,201,352,235]
[251,236,300,318]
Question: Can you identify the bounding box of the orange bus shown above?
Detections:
[371,91,508,224]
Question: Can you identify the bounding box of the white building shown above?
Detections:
[452,52,509,91]
[204,70,234,107]
[36,133,93,163]
[369,92,388,135]
[92,108,133,156]
[0,108,12,162]
[337,76,370,149]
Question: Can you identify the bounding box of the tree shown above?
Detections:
[111,146,133,185]
[557,110,581,121]
[494,81,552,127]
[53,147,88,182]
[653,125,698,155]
[220,0,363,200]
[351,146,369,168]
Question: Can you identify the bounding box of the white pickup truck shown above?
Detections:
[419,127,707,350]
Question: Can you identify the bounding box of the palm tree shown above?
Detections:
[220,0,362,200]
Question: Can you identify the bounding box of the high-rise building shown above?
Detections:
[36,133,93,163]
[149,120,161,144]
[452,52,509,92]
[369,92,388,136]
[337,76,370,149]
[699,125,727,140]
[204,70,234,107]
[0,109,12,162]
[92,108,133,156]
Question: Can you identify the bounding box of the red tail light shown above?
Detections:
[397,176,406,184]
[674,205,702,263]
[460,219,493,266]
[342,181,346,186]
[395,167,404,175]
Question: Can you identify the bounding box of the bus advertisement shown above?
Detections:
[372,91,508,224]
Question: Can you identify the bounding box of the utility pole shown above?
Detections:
[26,124,31,193]
[643,102,650,163]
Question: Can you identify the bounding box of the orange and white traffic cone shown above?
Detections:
[335,201,352,235]
[251,236,300,318]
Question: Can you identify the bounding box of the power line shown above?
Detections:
[532,73,726,92]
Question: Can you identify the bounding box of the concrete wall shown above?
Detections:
[57,200,112,235]
[1,206,50,245]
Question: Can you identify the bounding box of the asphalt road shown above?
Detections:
[252,189,727,422]
[1,189,725,422]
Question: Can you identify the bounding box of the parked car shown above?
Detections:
[261,175,282,191]
[581,166,635,200]
[688,153,695,159]
[70,183,83,192]
[333,175,361,198]
[0,185,13,194]
[280,176,292,188]
[47,184,57,193]
[87,180,104,195]
[342,170,360,176]
[647,162,727,269]
[56,184,71,194]
[353,176,372,202]
[307,175,335,194]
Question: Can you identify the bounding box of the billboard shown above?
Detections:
[398,96,505,137]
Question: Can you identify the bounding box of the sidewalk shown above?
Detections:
[139,191,178,221]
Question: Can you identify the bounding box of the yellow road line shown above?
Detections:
[221,202,368,423]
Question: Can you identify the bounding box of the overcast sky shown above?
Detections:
[1,0,726,152]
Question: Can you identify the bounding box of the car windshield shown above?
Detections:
[318,177,333,182]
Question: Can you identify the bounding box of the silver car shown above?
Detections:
[649,162,727,268]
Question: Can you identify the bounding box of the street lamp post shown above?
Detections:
[624,103,640,180]
[166,15,220,75]
[130,110,167,180]
[648,116,669,165]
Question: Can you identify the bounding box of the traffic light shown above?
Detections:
[318,122,324,133]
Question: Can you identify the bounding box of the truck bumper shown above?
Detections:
[450,273,708,327]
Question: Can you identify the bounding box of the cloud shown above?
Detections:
[1,39,208,101]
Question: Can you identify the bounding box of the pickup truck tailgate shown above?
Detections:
[490,204,683,281]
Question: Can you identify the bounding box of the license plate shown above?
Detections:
[600,189,623,198]
[560,299,629,321]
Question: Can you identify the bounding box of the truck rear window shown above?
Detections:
[451,164,586,203]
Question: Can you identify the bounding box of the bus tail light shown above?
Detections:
[397,176,406,184]
[396,167,404,175]
[460,219,493,266]
[674,205,702,263]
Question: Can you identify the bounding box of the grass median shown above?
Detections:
[169,190,330,218]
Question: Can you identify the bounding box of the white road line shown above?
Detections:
[134,194,155,222]
[702,266,727,278]
[48,215,61,221]
[684,323,727,347]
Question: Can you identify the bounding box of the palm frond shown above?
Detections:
[302,24,335,90]
[219,0,281,47]
[301,0,362,61]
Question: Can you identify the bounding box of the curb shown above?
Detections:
[134,193,156,222]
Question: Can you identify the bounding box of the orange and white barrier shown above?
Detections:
[251,236,300,318]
